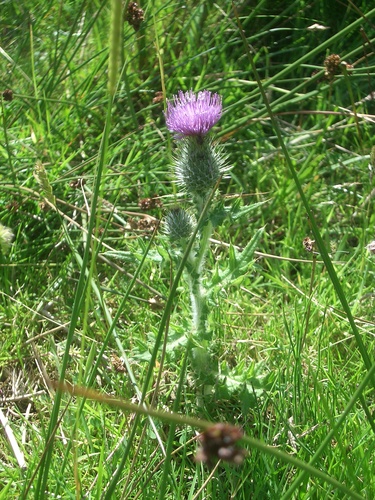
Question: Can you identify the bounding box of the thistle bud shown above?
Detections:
[164,208,194,242]
[175,136,227,199]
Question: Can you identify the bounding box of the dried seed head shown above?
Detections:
[138,196,163,210]
[125,2,144,31]
[2,89,13,101]
[303,237,316,253]
[0,224,14,254]
[324,54,341,80]
[195,423,246,469]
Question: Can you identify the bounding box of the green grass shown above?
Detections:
[1,0,375,498]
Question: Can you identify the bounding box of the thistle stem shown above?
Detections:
[196,219,212,275]
[186,208,213,340]
[187,269,206,336]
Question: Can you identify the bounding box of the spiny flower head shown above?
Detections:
[174,136,227,200]
[164,207,194,242]
[165,90,222,139]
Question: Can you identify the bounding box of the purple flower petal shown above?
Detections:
[165,90,222,139]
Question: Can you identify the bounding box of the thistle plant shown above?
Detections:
[164,90,228,374]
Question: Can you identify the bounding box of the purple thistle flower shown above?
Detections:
[165,90,222,139]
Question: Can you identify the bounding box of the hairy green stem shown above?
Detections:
[187,262,206,337]
[186,202,214,339]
